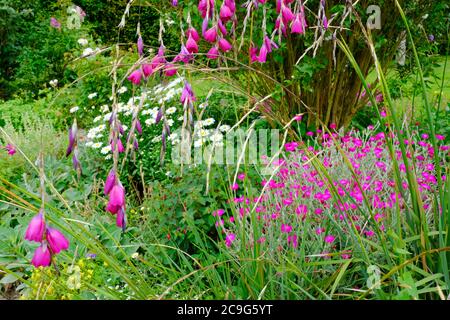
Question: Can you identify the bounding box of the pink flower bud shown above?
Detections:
[31,243,52,267]
[25,210,46,242]
[104,169,116,195]
[137,36,144,56]
[46,227,69,254]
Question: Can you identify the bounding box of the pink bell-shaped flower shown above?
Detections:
[31,243,52,267]
[46,227,69,254]
[24,210,46,243]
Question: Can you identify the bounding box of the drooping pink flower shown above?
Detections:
[186,27,200,42]
[164,63,177,77]
[204,27,218,43]
[257,44,268,63]
[231,182,239,191]
[116,207,126,230]
[237,173,245,181]
[281,5,295,23]
[219,4,233,22]
[31,244,52,267]
[128,69,143,85]
[104,169,116,195]
[135,119,143,135]
[24,210,46,243]
[218,38,232,52]
[109,184,125,208]
[181,81,196,104]
[142,64,153,77]
[291,14,305,34]
[46,227,69,254]
[206,46,220,59]
[249,46,258,63]
[172,0,178,6]
[186,35,199,53]
[218,19,228,36]
[50,17,61,29]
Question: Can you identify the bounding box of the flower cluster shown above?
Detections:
[215,124,448,260]
[24,210,70,268]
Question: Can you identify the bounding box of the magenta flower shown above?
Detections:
[257,44,268,63]
[171,0,178,6]
[109,184,125,208]
[436,134,445,141]
[116,207,127,230]
[204,27,218,43]
[324,235,335,243]
[218,19,228,36]
[237,173,245,181]
[65,123,77,157]
[231,182,239,191]
[31,244,52,267]
[287,234,298,248]
[181,81,196,104]
[291,14,305,34]
[128,69,143,85]
[104,169,116,195]
[207,46,220,59]
[142,63,153,78]
[135,119,143,135]
[50,17,61,29]
[281,224,292,233]
[137,36,144,56]
[24,210,46,242]
[164,63,177,77]
[225,233,236,247]
[46,227,69,254]
[218,38,232,52]
[219,4,232,22]
[4,144,16,156]
[186,35,199,54]
[186,27,200,42]
[281,5,295,23]
[250,46,258,63]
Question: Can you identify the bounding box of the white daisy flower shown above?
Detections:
[91,142,102,149]
[166,107,177,115]
[105,154,112,160]
[93,115,102,123]
[70,106,79,113]
[145,118,155,126]
[152,136,162,143]
[198,129,209,138]
[219,124,231,132]
[49,79,58,87]
[101,145,111,154]
[167,119,174,127]
[85,141,94,147]
[202,118,215,126]
[88,92,98,99]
